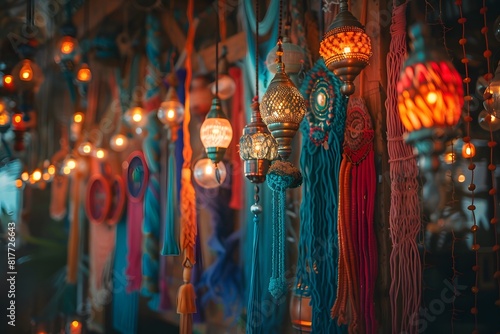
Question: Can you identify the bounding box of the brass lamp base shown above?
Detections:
[267,122,300,161]
[244,159,270,184]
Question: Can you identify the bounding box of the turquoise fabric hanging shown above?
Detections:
[240,1,290,333]
[297,59,347,333]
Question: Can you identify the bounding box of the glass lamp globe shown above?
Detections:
[478,109,500,132]
[12,59,43,91]
[78,141,93,156]
[158,86,185,127]
[193,158,227,189]
[110,133,129,152]
[211,75,236,100]
[483,61,500,117]
[124,105,147,130]
[76,63,92,83]
[200,97,233,164]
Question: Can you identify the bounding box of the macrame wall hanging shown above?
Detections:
[331,97,377,334]
[296,58,346,333]
[125,150,149,292]
[385,1,422,333]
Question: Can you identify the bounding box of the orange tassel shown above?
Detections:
[177,266,196,334]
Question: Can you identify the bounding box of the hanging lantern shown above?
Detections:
[2,74,14,91]
[157,72,185,140]
[124,97,147,133]
[93,148,108,160]
[193,158,227,189]
[12,59,42,91]
[210,46,236,100]
[260,38,306,161]
[76,63,92,83]
[78,141,93,156]
[478,109,500,132]
[397,23,463,216]
[54,21,80,70]
[12,112,25,151]
[290,286,312,333]
[266,18,305,84]
[239,98,278,183]
[483,61,500,117]
[462,142,476,159]
[0,100,11,133]
[200,97,233,164]
[110,133,129,152]
[319,0,372,96]
[397,24,463,133]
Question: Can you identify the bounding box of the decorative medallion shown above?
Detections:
[125,151,149,203]
[300,59,339,146]
[86,174,111,224]
[343,97,374,165]
[107,174,126,225]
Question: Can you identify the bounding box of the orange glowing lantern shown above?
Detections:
[76,63,92,83]
[19,60,33,81]
[3,74,14,90]
[290,287,312,332]
[462,142,476,159]
[397,24,463,133]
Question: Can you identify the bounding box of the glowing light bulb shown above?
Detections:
[443,152,455,164]
[193,158,227,189]
[0,107,10,126]
[43,173,50,181]
[458,174,466,183]
[21,172,29,181]
[78,142,93,156]
[13,114,22,125]
[61,40,75,55]
[110,134,128,152]
[167,109,175,119]
[76,64,92,83]
[94,148,107,159]
[63,166,71,175]
[205,165,213,174]
[3,75,13,85]
[19,60,33,81]
[48,165,56,175]
[462,142,476,159]
[71,320,80,328]
[32,169,42,181]
[426,92,438,104]
[343,46,351,53]
[66,159,76,169]
[15,179,23,188]
[73,112,84,124]
[132,111,142,123]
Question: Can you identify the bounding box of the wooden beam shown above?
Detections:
[197,31,247,73]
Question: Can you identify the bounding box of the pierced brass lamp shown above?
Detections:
[239,98,278,183]
[319,0,372,95]
[260,39,306,161]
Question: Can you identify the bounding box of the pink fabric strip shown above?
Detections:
[126,201,143,292]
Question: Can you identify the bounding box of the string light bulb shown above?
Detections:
[19,60,33,81]
[32,169,42,182]
[78,141,93,156]
[76,63,92,83]
[462,142,476,159]
[110,133,129,152]
[94,148,107,160]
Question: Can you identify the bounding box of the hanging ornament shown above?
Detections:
[483,60,500,117]
[157,71,185,137]
[266,15,305,86]
[478,109,500,131]
[261,38,306,161]
[319,0,372,95]
[200,97,233,165]
[210,46,236,100]
[266,160,302,299]
[193,158,227,189]
[239,97,278,183]
[301,59,338,146]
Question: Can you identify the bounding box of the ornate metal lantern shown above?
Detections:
[239,98,278,183]
[319,0,372,96]
[260,39,306,161]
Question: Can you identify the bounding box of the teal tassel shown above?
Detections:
[246,213,261,332]
[267,161,302,300]
[161,140,180,255]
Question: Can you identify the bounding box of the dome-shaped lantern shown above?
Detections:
[261,39,306,161]
[319,0,372,95]
[266,19,305,84]
[239,98,278,183]
[200,97,233,165]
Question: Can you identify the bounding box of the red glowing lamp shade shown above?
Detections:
[397,24,464,132]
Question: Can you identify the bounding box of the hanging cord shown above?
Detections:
[255,0,259,99]
[215,4,220,98]
[278,0,284,39]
